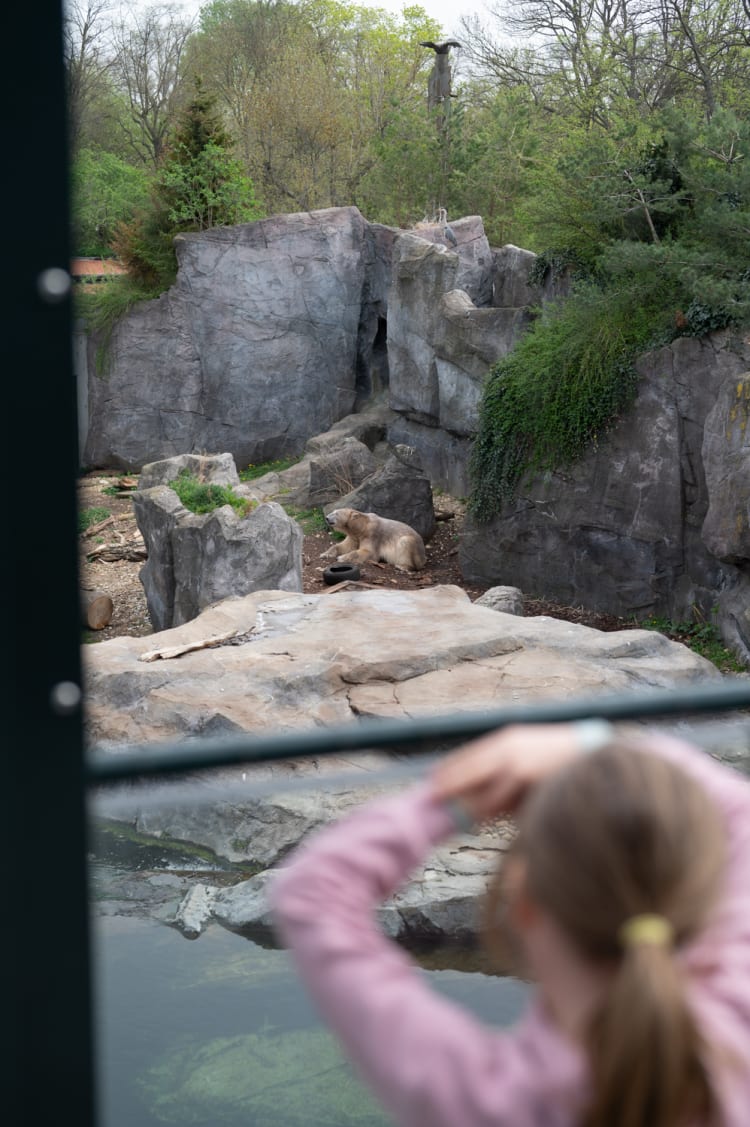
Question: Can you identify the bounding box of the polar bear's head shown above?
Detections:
[325,508,361,533]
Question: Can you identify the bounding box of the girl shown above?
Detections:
[271,721,750,1126]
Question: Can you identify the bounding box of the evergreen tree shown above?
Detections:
[113,77,263,289]
[158,78,262,231]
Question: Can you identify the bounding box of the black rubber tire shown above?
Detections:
[323,563,361,585]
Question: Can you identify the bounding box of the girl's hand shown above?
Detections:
[431,723,587,823]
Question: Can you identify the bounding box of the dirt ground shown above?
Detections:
[78,470,636,642]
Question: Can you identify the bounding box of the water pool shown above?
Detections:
[92,912,530,1126]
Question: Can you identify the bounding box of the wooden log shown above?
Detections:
[82,514,115,538]
[81,588,114,630]
[85,543,146,561]
[138,628,247,662]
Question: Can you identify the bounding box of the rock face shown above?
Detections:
[84,585,722,939]
[79,208,547,483]
[702,373,750,562]
[461,335,750,661]
[133,456,303,630]
[83,208,370,470]
[76,205,750,657]
[385,233,558,497]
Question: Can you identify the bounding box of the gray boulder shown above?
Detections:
[304,404,396,456]
[170,503,303,627]
[132,485,186,632]
[304,438,378,506]
[133,460,303,630]
[139,452,240,491]
[243,438,378,509]
[325,452,436,542]
[475,586,524,616]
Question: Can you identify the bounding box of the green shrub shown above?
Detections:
[640,616,745,674]
[169,471,254,517]
[75,276,165,377]
[468,279,674,520]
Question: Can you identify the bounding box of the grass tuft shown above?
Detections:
[78,506,111,532]
[239,456,301,482]
[169,470,255,517]
[281,505,329,534]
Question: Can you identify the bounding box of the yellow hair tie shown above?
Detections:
[619,914,674,948]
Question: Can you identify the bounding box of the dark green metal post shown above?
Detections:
[3,4,96,1125]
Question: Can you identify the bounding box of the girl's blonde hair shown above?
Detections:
[483,741,727,1127]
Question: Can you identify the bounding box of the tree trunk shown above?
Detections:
[81,588,113,630]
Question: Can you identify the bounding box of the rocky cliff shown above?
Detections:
[79,207,546,476]
[461,333,750,661]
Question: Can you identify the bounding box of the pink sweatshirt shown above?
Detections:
[271,737,750,1126]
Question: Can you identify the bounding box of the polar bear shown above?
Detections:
[322,508,426,572]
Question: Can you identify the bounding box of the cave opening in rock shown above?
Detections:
[356,315,389,409]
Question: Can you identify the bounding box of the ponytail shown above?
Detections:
[484,742,727,1127]
[582,943,716,1127]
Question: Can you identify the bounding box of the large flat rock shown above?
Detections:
[84,585,717,747]
[85,586,722,940]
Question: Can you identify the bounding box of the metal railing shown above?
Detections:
[9,8,750,1125]
[87,680,750,785]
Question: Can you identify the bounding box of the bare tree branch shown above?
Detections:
[109,3,196,167]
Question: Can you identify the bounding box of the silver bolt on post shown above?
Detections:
[50,681,82,716]
[37,267,71,304]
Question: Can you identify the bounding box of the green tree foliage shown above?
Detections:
[71,148,151,256]
[469,108,750,519]
[445,87,560,247]
[357,98,441,227]
[190,0,441,216]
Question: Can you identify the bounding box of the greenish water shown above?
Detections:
[92,912,530,1127]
